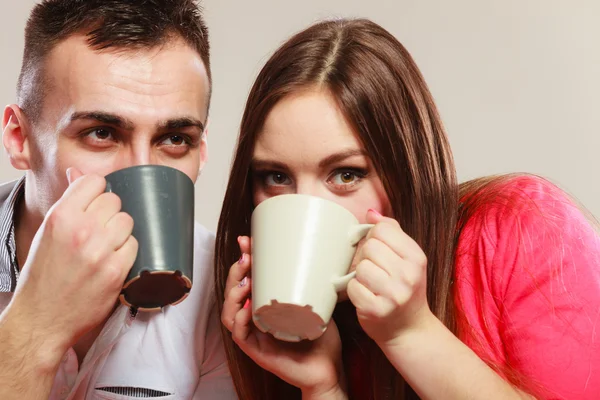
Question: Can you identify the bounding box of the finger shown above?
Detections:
[66,167,84,185]
[365,215,425,265]
[109,235,139,283]
[354,259,393,297]
[365,208,385,225]
[87,192,122,226]
[232,298,255,344]
[104,212,135,251]
[347,277,379,314]
[358,238,397,277]
[225,252,251,294]
[222,276,252,332]
[61,173,107,212]
[238,235,251,255]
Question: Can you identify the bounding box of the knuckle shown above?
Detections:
[346,277,359,293]
[392,291,410,307]
[378,304,393,319]
[124,236,139,258]
[400,270,417,289]
[355,259,371,277]
[361,302,379,318]
[416,252,428,267]
[84,249,104,267]
[104,262,126,288]
[71,224,92,249]
[129,236,139,251]
[114,212,134,230]
[370,223,387,239]
[123,212,135,226]
[233,310,246,327]
[46,206,66,230]
[360,304,380,320]
[354,261,365,276]
[221,314,230,329]
[388,217,401,228]
[114,237,138,263]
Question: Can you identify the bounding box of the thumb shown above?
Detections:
[366,208,384,224]
[66,167,84,185]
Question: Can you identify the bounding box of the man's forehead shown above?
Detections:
[46,34,208,82]
[39,34,210,126]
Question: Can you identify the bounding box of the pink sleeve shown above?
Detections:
[455,176,600,399]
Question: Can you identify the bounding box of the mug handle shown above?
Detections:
[348,224,374,246]
[331,223,375,292]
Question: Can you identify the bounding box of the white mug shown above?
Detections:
[251,194,373,342]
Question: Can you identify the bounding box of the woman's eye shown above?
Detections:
[265,172,292,186]
[329,168,367,187]
[336,171,358,184]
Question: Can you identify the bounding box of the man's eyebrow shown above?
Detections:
[159,117,205,132]
[69,113,206,133]
[69,111,135,130]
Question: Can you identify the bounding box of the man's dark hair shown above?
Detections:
[17,0,211,122]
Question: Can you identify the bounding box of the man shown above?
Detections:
[0,1,236,399]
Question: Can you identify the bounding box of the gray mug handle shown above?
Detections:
[331,223,375,292]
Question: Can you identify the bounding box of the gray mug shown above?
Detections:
[104,165,195,311]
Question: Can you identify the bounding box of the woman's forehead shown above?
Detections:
[255,90,364,159]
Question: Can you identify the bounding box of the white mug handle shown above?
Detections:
[331,223,375,292]
[332,271,356,292]
[349,223,374,246]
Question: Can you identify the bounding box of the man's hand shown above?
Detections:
[0,167,138,399]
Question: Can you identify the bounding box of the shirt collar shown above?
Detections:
[0,177,25,292]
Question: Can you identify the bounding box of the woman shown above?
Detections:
[215,18,600,399]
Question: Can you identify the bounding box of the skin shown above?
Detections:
[221,89,533,400]
[251,88,392,299]
[0,34,210,399]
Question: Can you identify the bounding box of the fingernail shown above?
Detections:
[243,299,250,309]
[66,168,72,182]
[368,208,382,216]
[239,253,246,264]
[238,276,248,288]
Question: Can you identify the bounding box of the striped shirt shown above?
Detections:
[0,177,24,293]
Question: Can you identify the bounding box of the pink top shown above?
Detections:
[455,175,600,399]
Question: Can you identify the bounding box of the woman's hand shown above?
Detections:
[221,236,347,399]
[347,209,433,347]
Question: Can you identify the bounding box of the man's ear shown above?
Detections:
[198,119,209,173]
[3,105,32,171]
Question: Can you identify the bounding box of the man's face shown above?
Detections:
[26,35,210,214]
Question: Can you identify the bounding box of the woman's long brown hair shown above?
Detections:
[215,18,460,399]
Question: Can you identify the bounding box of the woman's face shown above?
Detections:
[250,88,392,299]
[251,88,391,221]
